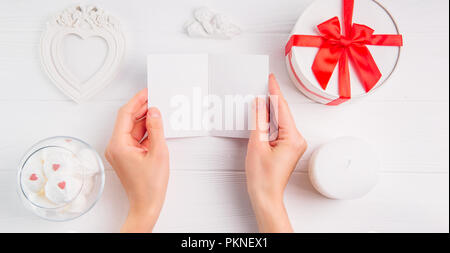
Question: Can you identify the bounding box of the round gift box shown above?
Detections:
[286,0,401,104]
[308,137,380,199]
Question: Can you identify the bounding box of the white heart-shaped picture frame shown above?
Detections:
[40,5,125,103]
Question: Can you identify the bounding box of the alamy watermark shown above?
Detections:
[166,87,279,136]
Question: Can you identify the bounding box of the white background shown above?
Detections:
[0,0,448,232]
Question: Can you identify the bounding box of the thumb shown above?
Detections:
[268,73,296,131]
[145,107,166,151]
[249,97,270,146]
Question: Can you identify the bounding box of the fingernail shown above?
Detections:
[148,107,161,118]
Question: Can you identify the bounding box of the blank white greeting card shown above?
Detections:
[147,54,269,139]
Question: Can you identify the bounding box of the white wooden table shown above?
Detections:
[0,0,448,232]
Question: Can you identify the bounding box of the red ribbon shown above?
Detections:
[285,0,403,105]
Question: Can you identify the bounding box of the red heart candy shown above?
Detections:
[29,173,38,181]
[58,181,66,190]
[52,164,60,171]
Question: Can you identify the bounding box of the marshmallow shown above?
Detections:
[22,154,46,193]
[42,148,78,177]
[27,192,57,208]
[45,174,82,204]
[81,176,95,195]
[23,170,46,193]
[53,138,83,154]
[76,148,100,175]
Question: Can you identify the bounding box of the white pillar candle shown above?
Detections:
[309,137,380,199]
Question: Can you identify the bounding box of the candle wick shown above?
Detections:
[345,159,352,169]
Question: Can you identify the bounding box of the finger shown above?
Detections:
[134,103,148,121]
[131,117,147,142]
[249,97,270,145]
[145,107,166,151]
[268,74,296,130]
[114,88,148,134]
[140,138,149,148]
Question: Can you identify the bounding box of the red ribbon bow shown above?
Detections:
[285,0,403,105]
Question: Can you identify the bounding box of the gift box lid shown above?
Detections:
[289,0,401,102]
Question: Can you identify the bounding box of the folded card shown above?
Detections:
[147,54,269,138]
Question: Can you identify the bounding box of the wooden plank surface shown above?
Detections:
[0,170,447,232]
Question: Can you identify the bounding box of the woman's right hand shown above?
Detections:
[245,74,307,233]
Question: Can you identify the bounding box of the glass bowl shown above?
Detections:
[17,136,105,221]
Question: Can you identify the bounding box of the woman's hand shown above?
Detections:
[105,89,169,233]
[245,74,307,233]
